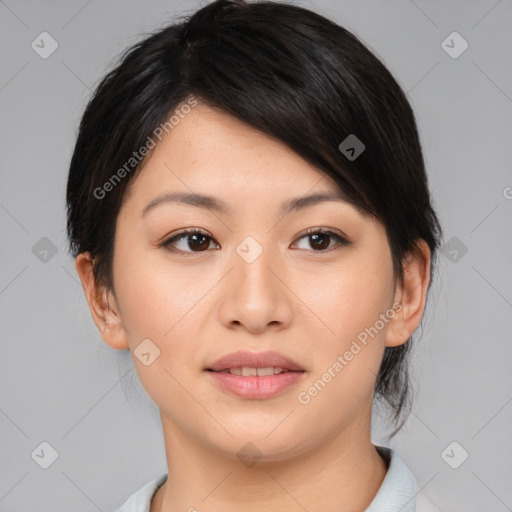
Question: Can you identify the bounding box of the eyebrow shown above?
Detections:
[140,190,351,218]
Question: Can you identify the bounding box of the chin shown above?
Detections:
[202,427,314,465]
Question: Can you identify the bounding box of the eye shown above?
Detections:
[160,228,219,255]
[292,228,351,252]
[160,227,351,256]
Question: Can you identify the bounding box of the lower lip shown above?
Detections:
[206,371,305,399]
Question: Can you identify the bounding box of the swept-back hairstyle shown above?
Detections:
[66,0,442,435]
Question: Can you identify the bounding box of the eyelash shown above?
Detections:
[159,227,352,256]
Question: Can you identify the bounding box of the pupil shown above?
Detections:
[190,234,209,251]
[311,233,329,250]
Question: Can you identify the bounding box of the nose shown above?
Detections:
[217,242,294,335]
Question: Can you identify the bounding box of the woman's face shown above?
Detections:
[101,101,404,460]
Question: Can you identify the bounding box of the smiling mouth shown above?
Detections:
[207,367,304,376]
[205,365,306,399]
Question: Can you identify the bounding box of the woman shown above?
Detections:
[66,1,443,510]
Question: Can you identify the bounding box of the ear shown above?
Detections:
[74,252,129,350]
[385,239,431,348]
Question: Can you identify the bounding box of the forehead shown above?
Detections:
[125,102,345,208]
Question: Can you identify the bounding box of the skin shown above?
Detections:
[76,100,431,512]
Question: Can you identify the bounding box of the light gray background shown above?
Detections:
[1,0,511,510]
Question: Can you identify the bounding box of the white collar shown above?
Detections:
[364,445,417,511]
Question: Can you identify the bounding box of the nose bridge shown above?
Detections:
[234,234,278,303]
[219,233,292,332]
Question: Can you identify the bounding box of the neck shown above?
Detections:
[151,413,388,512]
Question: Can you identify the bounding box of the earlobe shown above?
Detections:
[385,240,431,348]
[74,252,130,350]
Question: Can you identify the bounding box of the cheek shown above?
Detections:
[291,248,393,402]
[112,241,244,420]
[112,243,211,412]
[294,249,393,346]
[293,273,389,423]
[112,237,207,355]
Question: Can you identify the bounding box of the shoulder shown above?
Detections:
[114,473,168,512]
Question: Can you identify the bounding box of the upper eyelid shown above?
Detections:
[165,227,347,241]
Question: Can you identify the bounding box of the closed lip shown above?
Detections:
[205,350,305,372]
